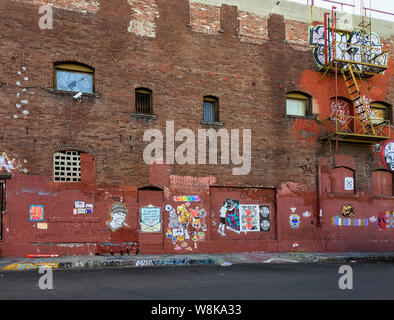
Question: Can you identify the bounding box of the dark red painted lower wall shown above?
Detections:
[0,162,393,257]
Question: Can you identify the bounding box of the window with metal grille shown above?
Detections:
[135,88,153,115]
[53,151,81,182]
[203,96,219,122]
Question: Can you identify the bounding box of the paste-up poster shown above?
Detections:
[239,204,260,232]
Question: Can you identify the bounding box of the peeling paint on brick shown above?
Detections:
[127,0,159,38]
[189,2,221,35]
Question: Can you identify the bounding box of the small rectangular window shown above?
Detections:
[135,89,152,115]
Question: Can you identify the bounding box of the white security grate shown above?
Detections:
[53,151,81,182]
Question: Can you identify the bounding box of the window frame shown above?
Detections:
[286,92,312,117]
[203,96,219,123]
[54,62,95,93]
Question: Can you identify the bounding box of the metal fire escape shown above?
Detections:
[319,4,390,145]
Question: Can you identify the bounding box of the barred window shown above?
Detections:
[53,151,81,182]
[135,88,153,115]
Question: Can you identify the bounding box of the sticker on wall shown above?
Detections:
[86,204,94,213]
[289,214,300,229]
[240,204,260,232]
[302,211,311,218]
[74,201,85,208]
[107,203,129,231]
[332,216,368,226]
[140,205,161,232]
[341,204,355,217]
[29,205,44,222]
[344,177,354,191]
[37,222,48,230]
[369,216,377,223]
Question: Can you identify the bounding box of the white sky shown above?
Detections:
[287,0,394,22]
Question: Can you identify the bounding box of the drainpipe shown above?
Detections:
[316,163,322,227]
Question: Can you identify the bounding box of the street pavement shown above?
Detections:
[0,262,393,300]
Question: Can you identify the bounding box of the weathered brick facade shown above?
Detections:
[0,0,393,257]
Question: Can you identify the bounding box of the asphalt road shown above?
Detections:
[0,262,393,300]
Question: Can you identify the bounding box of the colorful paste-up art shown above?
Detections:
[289,214,300,229]
[332,216,369,226]
[259,205,270,232]
[381,139,394,172]
[341,204,355,218]
[173,195,200,202]
[240,204,260,232]
[140,205,161,232]
[165,198,207,251]
[218,199,240,236]
[377,211,394,230]
[73,201,94,215]
[29,205,44,222]
[106,203,129,231]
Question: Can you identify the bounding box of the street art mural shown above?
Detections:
[106,203,129,231]
[341,204,355,217]
[309,26,387,69]
[218,199,240,235]
[377,211,394,229]
[332,216,369,226]
[239,204,260,232]
[344,177,354,191]
[165,200,207,250]
[381,139,394,172]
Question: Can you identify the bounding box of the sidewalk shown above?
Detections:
[1,251,394,271]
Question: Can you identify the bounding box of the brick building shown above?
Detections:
[0,0,393,257]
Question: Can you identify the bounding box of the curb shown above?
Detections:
[0,258,219,271]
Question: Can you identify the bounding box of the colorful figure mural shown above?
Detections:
[378,211,394,229]
[106,203,129,231]
[218,199,240,235]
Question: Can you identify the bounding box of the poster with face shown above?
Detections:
[239,204,260,232]
[259,205,270,232]
[381,140,394,172]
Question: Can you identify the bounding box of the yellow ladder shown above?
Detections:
[341,63,376,136]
